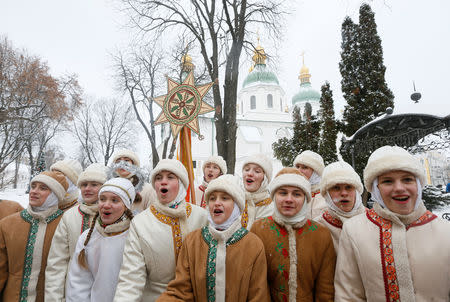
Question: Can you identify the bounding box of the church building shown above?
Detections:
[156,41,321,182]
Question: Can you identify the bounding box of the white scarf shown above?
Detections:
[32,192,59,212]
[371,178,422,211]
[167,180,187,208]
[309,171,321,186]
[324,191,364,217]
[77,195,99,216]
[66,177,78,198]
[201,179,209,188]
[208,203,241,230]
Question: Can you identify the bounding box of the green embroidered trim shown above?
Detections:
[202,226,249,302]
[19,209,62,302]
[46,209,63,223]
[202,227,218,302]
[78,206,90,233]
[226,227,248,247]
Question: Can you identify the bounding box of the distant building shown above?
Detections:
[155,42,322,183]
[415,150,449,187]
[292,55,321,118]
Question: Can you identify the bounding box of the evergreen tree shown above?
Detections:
[339,3,394,177]
[340,4,394,137]
[273,106,320,167]
[339,16,359,136]
[422,186,450,212]
[318,82,338,165]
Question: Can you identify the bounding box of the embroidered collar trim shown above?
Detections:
[366,208,436,302]
[240,198,272,228]
[150,203,192,261]
[322,210,343,229]
[201,226,248,302]
[19,209,62,301]
[59,199,78,211]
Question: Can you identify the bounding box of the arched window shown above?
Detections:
[267,94,273,108]
[250,95,256,109]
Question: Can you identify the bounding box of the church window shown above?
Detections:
[267,94,273,108]
[250,95,256,109]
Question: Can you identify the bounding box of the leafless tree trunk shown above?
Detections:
[71,98,136,166]
[13,154,21,189]
[114,47,162,167]
[72,103,98,164]
[118,0,286,173]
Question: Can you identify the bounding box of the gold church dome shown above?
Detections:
[181,53,194,72]
[300,64,309,75]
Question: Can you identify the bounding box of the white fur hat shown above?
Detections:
[269,173,312,203]
[202,155,227,175]
[77,163,108,187]
[320,161,363,195]
[31,171,69,202]
[293,150,325,176]
[241,153,273,182]
[205,174,245,212]
[364,146,426,192]
[99,178,136,209]
[151,159,189,190]
[50,159,83,185]
[111,149,140,167]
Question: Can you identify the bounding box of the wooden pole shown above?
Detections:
[182,126,196,204]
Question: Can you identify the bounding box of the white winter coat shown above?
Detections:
[113,200,208,302]
[45,203,98,301]
[65,219,130,302]
[335,202,450,302]
[241,190,274,230]
[314,206,366,250]
[310,184,327,219]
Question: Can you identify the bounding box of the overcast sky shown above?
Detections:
[1,0,449,160]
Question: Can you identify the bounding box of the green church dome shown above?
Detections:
[292,82,320,104]
[242,63,279,88]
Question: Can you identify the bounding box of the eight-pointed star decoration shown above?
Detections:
[153,71,215,137]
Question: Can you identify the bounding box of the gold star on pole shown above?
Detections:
[153,71,215,137]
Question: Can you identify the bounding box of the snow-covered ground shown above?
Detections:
[2,188,450,220]
[0,188,31,209]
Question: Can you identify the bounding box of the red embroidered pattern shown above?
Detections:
[367,209,400,302]
[311,191,320,198]
[150,204,192,262]
[199,185,207,208]
[322,211,343,229]
[78,206,90,234]
[406,210,436,230]
[266,216,318,301]
[266,217,289,299]
[367,209,439,302]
